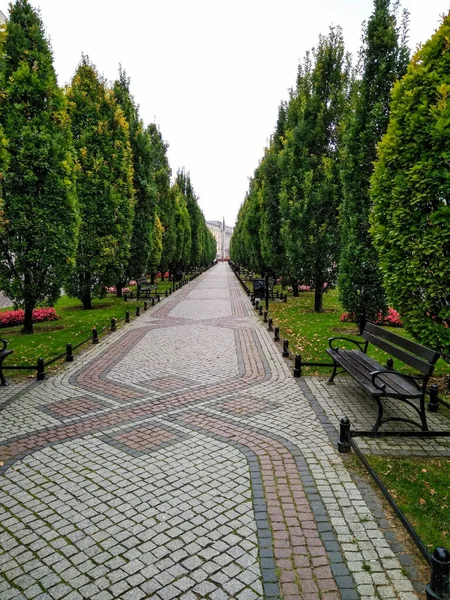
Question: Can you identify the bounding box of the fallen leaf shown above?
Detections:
[419,498,426,505]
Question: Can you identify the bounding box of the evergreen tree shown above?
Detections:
[147,123,175,278]
[259,103,287,280]
[281,29,349,311]
[370,13,450,361]
[0,0,79,333]
[65,56,134,309]
[113,68,157,285]
[339,0,409,332]
[176,168,203,268]
[171,183,192,272]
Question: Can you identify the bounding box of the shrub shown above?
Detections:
[0,308,59,329]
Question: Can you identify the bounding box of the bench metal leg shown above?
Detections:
[0,370,8,386]
[328,362,338,384]
[372,397,384,432]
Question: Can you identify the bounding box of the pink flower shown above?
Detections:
[0,307,59,328]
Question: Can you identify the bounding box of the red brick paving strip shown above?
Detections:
[181,411,339,599]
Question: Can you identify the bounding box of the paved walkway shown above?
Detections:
[1,263,446,600]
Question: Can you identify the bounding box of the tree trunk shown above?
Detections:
[314,282,323,313]
[21,304,34,334]
[291,279,299,297]
[151,273,155,284]
[160,272,165,281]
[116,282,123,298]
[82,293,92,310]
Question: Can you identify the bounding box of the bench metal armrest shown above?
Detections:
[328,336,368,353]
[0,338,8,351]
[370,369,424,393]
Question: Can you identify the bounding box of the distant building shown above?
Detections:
[206,218,234,260]
[0,10,7,24]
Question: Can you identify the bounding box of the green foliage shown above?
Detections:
[170,183,192,271]
[65,56,134,309]
[113,67,157,280]
[0,0,79,333]
[176,168,203,268]
[259,103,287,277]
[339,0,409,331]
[147,123,175,274]
[280,28,349,310]
[370,14,450,361]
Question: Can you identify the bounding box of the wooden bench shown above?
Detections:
[136,280,159,300]
[252,277,275,300]
[0,338,13,387]
[326,322,440,432]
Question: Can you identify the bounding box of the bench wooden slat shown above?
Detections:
[327,348,421,398]
[363,331,433,376]
[364,322,439,365]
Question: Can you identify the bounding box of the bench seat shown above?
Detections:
[326,348,421,399]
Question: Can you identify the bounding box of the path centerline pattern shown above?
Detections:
[0,263,420,600]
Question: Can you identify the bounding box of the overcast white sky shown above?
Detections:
[1,1,448,225]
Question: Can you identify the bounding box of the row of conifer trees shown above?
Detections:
[230,1,450,361]
[0,0,216,333]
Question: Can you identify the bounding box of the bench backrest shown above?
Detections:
[363,322,440,376]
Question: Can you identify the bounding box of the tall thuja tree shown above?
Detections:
[371,14,450,361]
[339,0,409,332]
[259,102,287,280]
[147,123,175,279]
[0,0,79,333]
[281,30,349,311]
[113,67,157,287]
[168,183,191,273]
[66,56,134,309]
[176,168,203,268]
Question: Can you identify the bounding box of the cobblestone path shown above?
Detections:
[0,263,422,599]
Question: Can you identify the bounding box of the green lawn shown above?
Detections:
[266,288,450,378]
[0,277,179,377]
[365,455,450,550]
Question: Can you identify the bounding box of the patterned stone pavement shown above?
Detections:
[1,262,448,599]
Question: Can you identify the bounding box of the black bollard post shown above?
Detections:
[143,301,148,311]
[92,327,99,344]
[338,417,351,453]
[152,297,155,306]
[36,357,45,381]
[284,293,287,303]
[274,326,280,341]
[268,318,273,332]
[425,547,450,600]
[124,294,128,302]
[293,354,302,378]
[136,305,140,317]
[282,339,289,357]
[125,311,130,323]
[263,311,268,323]
[276,290,279,298]
[157,295,161,302]
[66,343,73,362]
[165,290,168,297]
[428,383,440,413]
[386,357,394,369]
[259,305,263,316]
[251,295,255,306]
[110,318,116,332]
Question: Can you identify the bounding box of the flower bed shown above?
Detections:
[340,307,403,327]
[0,307,60,328]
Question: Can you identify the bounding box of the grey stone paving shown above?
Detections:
[1,263,445,599]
